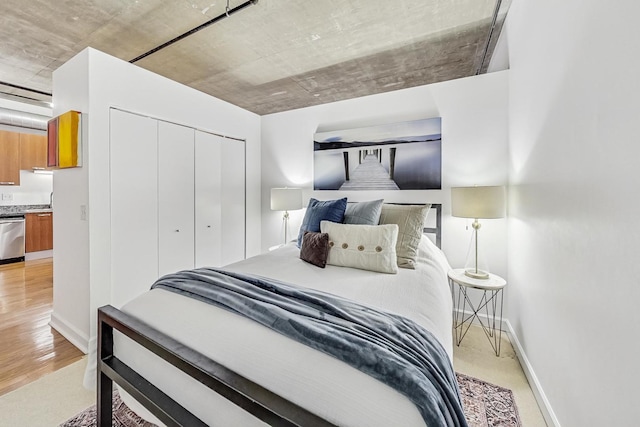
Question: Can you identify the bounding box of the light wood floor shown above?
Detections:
[0,258,83,396]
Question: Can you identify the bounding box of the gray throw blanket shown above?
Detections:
[151,268,468,427]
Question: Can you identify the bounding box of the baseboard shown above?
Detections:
[83,336,98,390]
[453,308,508,331]
[25,250,53,261]
[454,309,561,426]
[505,319,561,427]
[49,312,89,354]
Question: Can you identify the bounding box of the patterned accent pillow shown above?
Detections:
[320,221,398,274]
[297,198,348,247]
[378,204,431,269]
[299,231,330,268]
[344,199,384,225]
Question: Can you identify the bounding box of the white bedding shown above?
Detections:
[114,236,453,427]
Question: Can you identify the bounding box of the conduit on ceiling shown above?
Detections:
[0,0,259,101]
[477,0,506,74]
[0,80,51,97]
[0,80,52,103]
[129,0,259,63]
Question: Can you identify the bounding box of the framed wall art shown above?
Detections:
[47,110,82,169]
[313,117,441,191]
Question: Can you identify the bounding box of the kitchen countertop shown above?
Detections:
[0,204,52,218]
[23,208,53,214]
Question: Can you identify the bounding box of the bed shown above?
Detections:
[96,203,462,426]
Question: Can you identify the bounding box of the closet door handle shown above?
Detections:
[0,181,15,185]
[37,214,52,217]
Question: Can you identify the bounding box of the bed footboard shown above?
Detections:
[97,305,338,427]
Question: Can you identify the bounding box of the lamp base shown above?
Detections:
[282,211,290,245]
[463,220,490,280]
[464,269,490,280]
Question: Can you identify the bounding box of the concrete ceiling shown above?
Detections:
[0,0,510,115]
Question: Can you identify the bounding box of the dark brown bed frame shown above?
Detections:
[97,204,441,426]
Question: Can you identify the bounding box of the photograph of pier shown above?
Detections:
[313,118,441,190]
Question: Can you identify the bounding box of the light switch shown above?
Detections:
[80,204,87,221]
[2,193,13,201]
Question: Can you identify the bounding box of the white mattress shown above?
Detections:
[114,236,453,427]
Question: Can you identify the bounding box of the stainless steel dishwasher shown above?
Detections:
[0,215,25,263]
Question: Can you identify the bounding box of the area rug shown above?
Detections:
[456,373,522,427]
[59,391,155,427]
[60,374,521,426]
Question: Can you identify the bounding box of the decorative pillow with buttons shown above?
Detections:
[320,221,399,274]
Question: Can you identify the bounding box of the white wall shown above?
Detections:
[261,71,509,282]
[50,50,91,351]
[487,26,509,73]
[51,48,261,352]
[507,0,640,425]
[0,171,52,206]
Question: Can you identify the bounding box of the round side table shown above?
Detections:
[448,268,506,356]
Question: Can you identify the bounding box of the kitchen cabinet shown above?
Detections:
[0,130,20,186]
[25,212,53,252]
[19,133,47,170]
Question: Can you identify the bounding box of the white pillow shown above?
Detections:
[320,221,398,274]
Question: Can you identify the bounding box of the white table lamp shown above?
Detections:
[451,186,505,279]
[271,188,303,244]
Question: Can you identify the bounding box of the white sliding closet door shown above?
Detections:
[194,131,222,268]
[110,109,158,307]
[220,138,245,265]
[158,121,195,276]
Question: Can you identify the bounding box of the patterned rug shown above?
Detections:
[456,373,522,427]
[59,391,155,427]
[60,374,521,426]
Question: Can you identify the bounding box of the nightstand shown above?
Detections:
[448,268,506,356]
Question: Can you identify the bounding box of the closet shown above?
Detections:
[109,109,245,307]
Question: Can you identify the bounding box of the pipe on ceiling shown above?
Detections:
[0,107,49,131]
[476,0,504,75]
[0,80,52,97]
[130,0,259,64]
[0,1,260,100]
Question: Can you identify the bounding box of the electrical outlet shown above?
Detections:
[2,193,13,201]
[80,204,87,221]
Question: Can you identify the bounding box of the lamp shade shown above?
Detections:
[451,186,505,219]
[270,188,303,211]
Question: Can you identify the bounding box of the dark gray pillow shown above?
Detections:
[299,231,330,268]
[344,199,384,225]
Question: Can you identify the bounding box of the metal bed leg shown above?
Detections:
[97,312,114,426]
